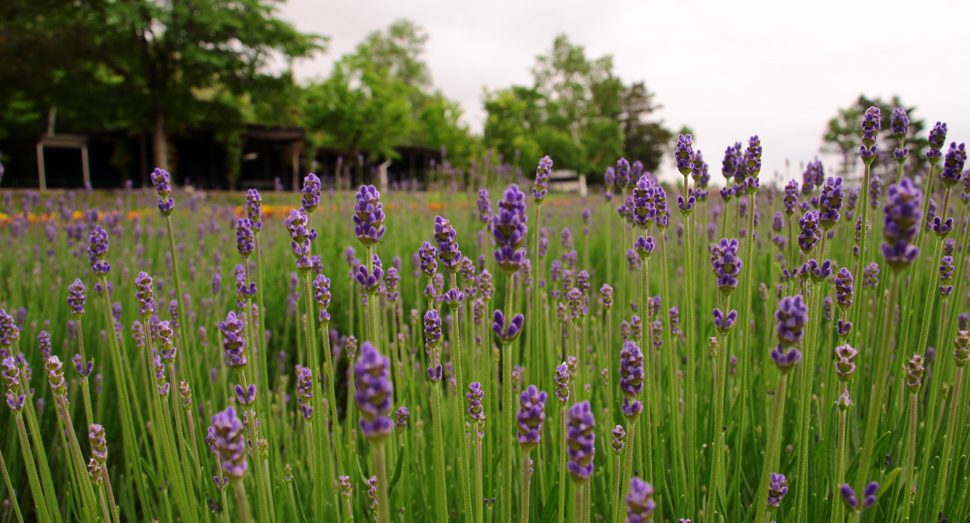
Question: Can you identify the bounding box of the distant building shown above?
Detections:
[0,125,441,190]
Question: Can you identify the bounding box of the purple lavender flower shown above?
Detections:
[355,255,384,294]
[797,210,820,253]
[676,134,694,175]
[835,268,853,309]
[554,363,570,403]
[354,342,394,444]
[236,218,255,257]
[955,331,970,367]
[418,241,438,277]
[151,168,175,215]
[860,107,881,163]
[711,238,742,295]
[87,225,111,277]
[926,122,948,165]
[834,344,858,382]
[296,366,313,419]
[611,425,626,454]
[601,284,614,309]
[632,176,657,230]
[722,144,740,183]
[353,185,386,246]
[881,178,922,272]
[466,382,485,421]
[566,401,596,482]
[394,406,409,432]
[840,482,879,511]
[208,407,248,480]
[491,185,529,274]
[784,180,799,215]
[493,310,524,343]
[713,308,738,334]
[745,135,763,178]
[302,173,321,213]
[619,341,644,419]
[891,107,909,138]
[245,189,262,231]
[766,473,789,509]
[434,216,462,272]
[477,189,492,224]
[818,176,844,229]
[37,331,52,359]
[624,477,656,523]
[516,385,547,451]
[940,142,967,188]
[905,354,925,392]
[67,279,86,316]
[219,312,247,369]
[533,155,553,203]
[634,235,655,260]
[616,158,631,188]
[771,296,807,373]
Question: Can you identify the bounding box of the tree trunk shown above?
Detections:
[152,108,169,172]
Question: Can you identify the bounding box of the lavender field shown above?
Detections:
[2,109,970,523]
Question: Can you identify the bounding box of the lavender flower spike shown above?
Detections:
[354,342,394,444]
[302,172,321,213]
[207,407,248,480]
[675,134,694,176]
[711,238,742,295]
[566,401,596,483]
[619,341,644,419]
[353,185,386,246]
[554,363,570,403]
[533,155,553,203]
[881,178,922,272]
[434,216,462,272]
[492,310,524,343]
[67,279,86,316]
[624,477,656,523]
[516,385,547,451]
[151,168,175,215]
[491,184,529,274]
[87,225,111,277]
[766,473,789,509]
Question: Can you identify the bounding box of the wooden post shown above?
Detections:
[81,144,91,189]
[36,142,46,190]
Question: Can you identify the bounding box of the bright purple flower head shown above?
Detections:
[818,176,844,229]
[891,107,909,138]
[745,135,763,178]
[713,308,738,334]
[835,268,853,309]
[554,363,570,403]
[881,178,922,272]
[493,310,524,343]
[491,184,529,274]
[711,238,742,295]
[600,284,614,309]
[236,218,255,257]
[516,385,547,451]
[634,235,655,259]
[927,122,948,164]
[67,279,86,316]
[533,155,553,203]
[418,241,438,277]
[394,406,409,432]
[466,382,485,420]
[353,185,386,246]
[860,107,881,162]
[219,311,247,369]
[834,344,859,382]
[477,189,492,224]
[784,179,799,215]
[766,473,789,509]
[245,189,262,231]
[616,158,631,188]
[940,142,966,188]
[355,255,384,293]
[434,216,462,272]
[840,482,879,511]
[676,134,694,176]
[566,401,596,483]
[87,226,111,276]
[354,342,394,444]
[208,407,247,479]
[775,295,808,348]
[302,173,321,213]
[296,366,314,419]
[797,210,820,253]
[624,477,656,523]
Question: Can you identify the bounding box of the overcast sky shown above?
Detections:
[280,0,970,182]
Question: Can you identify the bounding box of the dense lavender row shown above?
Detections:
[1,107,970,523]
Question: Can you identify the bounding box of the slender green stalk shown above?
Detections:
[932,366,964,516]
[574,481,585,523]
[429,377,449,523]
[914,189,949,360]
[14,414,53,523]
[502,274,515,523]
[853,273,899,499]
[902,391,918,522]
[753,373,789,523]
[374,443,394,523]
[475,431,485,523]
[637,256,654,487]
[450,273,474,523]
[558,404,568,523]
[681,174,697,518]
[301,273,336,520]
[832,382,848,523]
[0,447,25,523]
[99,278,153,517]
[231,480,253,523]
[520,451,532,523]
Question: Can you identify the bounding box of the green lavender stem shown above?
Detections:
[374,443,393,523]
[753,373,789,523]
[502,274,515,523]
[616,419,637,523]
[429,377,449,523]
[915,189,949,360]
[681,174,697,518]
[451,273,474,523]
[14,414,53,523]
[932,365,964,516]
[902,391,918,522]
[300,273,333,521]
[0,447,25,523]
[638,257,654,486]
[853,273,899,500]
[520,451,532,523]
[558,404,568,523]
[232,480,253,523]
[99,278,153,516]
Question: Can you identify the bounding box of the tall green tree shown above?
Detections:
[822,95,927,181]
